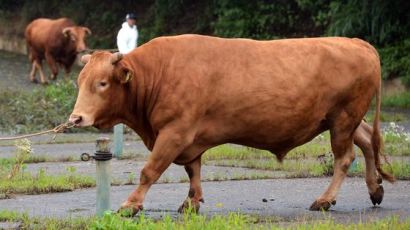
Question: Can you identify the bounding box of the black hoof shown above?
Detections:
[370,185,384,206]
[31,78,38,84]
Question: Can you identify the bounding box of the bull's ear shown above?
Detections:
[62,27,72,37]
[81,54,91,64]
[83,27,92,36]
[118,68,134,84]
[115,66,134,84]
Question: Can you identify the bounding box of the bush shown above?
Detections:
[213,0,324,39]
[379,39,410,85]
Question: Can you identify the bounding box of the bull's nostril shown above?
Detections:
[74,116,82,124]
[69,115,82,125]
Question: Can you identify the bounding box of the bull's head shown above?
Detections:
[62,26,92,53]
[69,52,134,129]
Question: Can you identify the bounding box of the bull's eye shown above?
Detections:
[71,37,76,42]
[98,81,108,87]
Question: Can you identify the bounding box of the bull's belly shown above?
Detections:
[195,114,328,155]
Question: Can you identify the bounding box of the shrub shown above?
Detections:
[379,39,410,85]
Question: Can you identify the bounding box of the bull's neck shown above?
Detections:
[121,47,162,149]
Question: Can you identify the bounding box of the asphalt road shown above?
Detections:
[0,178,408,223]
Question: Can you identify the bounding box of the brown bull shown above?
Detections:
[69,35,394,215]
[25,18,91,84]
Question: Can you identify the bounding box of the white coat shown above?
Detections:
[116,22,138,54]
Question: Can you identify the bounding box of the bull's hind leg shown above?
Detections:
[310,111,357,211]
[354,121,384,205]
[45,52,58,80]
[178,157,204,213]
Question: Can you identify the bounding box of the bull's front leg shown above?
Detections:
[119,128,193,216]
[178,157,204,213]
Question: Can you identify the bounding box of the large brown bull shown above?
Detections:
[25,18,91,84]
[69,35,394,215]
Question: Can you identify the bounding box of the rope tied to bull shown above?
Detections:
[0,121,75,141]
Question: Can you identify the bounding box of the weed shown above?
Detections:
[126,172,136,185]
[7,139,31,179]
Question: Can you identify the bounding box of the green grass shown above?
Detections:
[383,122,410,156]
[205,158,332,178]
[383,160,410,180]
[204,143,410,180]
[203,134,332,162]
[0,210,91,230]
[0,210,409,230]
[382,92,410,108]
[365,111,408,122]
[0,168,95,195]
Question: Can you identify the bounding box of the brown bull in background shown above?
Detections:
[25,17,91,84]
[69,35,395,216]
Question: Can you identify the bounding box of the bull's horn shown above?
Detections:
[84,27,92,36]
[62,27,71,37]
[81,54,91,64]
[111,52,123,64]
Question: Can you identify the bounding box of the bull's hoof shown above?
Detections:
[309,199,336,211]
[41,81,49,85]
[50,75,57,80]
[30,78,38,84]
[117,202,143,217]
[177,198,203,214]
[370,185,384,206]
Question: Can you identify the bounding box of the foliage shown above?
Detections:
[379,39,410,85]
[212,0,324,39]
[326,0,410,46]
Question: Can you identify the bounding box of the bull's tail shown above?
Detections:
[371,81,395,183]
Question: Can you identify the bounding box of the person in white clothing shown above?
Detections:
[115,13,138,156]
[117,13,138,54]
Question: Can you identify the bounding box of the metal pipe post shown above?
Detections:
[95,138,112,217]
[113,124,124,158]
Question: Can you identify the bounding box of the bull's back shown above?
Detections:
[25,18,73,49]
